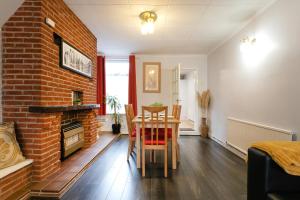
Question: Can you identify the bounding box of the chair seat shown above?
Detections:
[144,136,167,145]
[158,128,172,138]
[131,128,152,137]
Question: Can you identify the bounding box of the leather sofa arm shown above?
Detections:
[247,148,300,200]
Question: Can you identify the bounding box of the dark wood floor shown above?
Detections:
[61,135,247,200]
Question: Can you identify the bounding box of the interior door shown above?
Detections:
[172,64,181,105]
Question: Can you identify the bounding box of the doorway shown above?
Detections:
[171,65,199,135]
[179,69,199,134]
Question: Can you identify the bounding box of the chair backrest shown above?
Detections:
[174,105,181,133]
[172,105,177,116]
[142,106,168,146]
[172,105,181,120]
[175,105,181,120]
[125,104,135,137]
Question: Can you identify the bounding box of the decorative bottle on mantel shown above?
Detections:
[198,90,210,138]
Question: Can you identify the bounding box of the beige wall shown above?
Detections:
[208,0,300,142]
[0,0,24,122]
[0,0,23,26]
[135,54,207,115]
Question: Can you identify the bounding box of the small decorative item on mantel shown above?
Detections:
[106,95,122,134]
[72,91,83,106]
[198,90,210,138]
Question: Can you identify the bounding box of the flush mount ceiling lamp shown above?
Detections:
[139,11,157,35]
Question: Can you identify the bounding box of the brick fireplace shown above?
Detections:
[2,0,98,184]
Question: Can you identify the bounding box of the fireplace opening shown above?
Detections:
[61,121,84,160]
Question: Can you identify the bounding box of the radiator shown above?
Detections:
[227,117,293,155]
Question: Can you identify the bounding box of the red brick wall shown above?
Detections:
[0,164,32,200]
[40,0,97,106]
[78,110,98,147]
[2,0,97,182]
[61,111,79,126]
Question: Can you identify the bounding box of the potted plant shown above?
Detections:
[73,99,82,106]
[106,95,122,134]
[150,102,163,107]
[198,90,210,138]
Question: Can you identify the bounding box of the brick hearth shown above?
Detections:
[2,0,98,189]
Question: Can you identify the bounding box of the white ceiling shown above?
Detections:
[64,0,275,56]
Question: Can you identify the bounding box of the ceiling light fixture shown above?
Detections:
[139,11,157,35]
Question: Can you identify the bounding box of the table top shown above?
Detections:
[132,116,180,124]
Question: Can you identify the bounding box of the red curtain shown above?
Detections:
[97,56,106,115]
[128,55,137,116]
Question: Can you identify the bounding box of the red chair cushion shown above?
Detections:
[131,129,136,137]
[158,128,172,138]
[144,136,167,145]
[130,128,152,137]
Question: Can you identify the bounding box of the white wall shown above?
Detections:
[208,0,300,143]
[186,72,196,121]
[0,0,24,122]
[135,54,207,117]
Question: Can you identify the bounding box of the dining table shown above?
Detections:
[132,115,180,170]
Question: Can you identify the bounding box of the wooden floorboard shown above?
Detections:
[41,135,247,200]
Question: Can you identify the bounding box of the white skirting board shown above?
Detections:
[227,117,294,155]
[179,130,200,136]
[211,136,247,160]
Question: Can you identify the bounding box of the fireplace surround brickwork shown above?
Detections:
[2,0,98,186]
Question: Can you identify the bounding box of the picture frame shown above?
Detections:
[143,62,161,93]
[59,39,92,78]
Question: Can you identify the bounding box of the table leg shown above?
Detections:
[172,124,177,169]
[136,123,141,168]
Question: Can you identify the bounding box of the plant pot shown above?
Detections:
[112,123,121,134]
[200,117,209,138]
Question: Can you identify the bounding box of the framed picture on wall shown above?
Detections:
[60,40,92,78]
[143,62,161,93]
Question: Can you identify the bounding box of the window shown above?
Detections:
[105,59,129,114]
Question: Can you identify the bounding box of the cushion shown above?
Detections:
[131,128,152,137]
[158,128,172,138]
[0,122,25,169]
[144,136,167,145]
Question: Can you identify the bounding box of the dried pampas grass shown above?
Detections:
[198,90,210,109]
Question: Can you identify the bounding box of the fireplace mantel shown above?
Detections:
[28,104,100,113]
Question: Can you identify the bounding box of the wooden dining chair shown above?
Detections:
[142,106,168,178]
[172,104,178,117]
[125,104,136,160]
[158,104,182,161]
[174,105,182,161]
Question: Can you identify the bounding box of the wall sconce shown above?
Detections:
[240,36,256,54]
[240,36,258,67]
[240,33,275,68]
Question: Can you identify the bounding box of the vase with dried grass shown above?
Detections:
[198,90,210,138]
